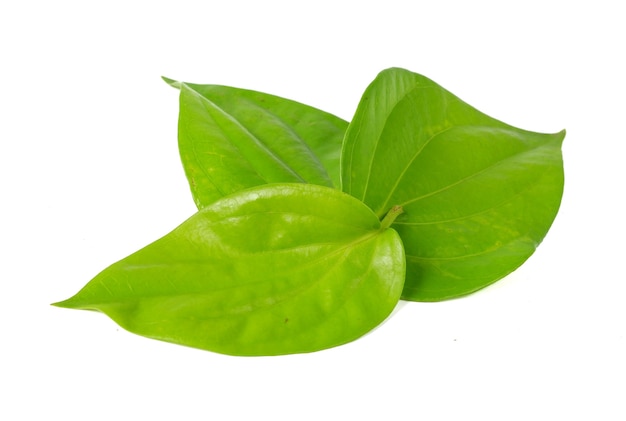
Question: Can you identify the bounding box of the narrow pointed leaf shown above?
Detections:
[164,78,347,208]
[341,68,564,301]
[54,184,405,356]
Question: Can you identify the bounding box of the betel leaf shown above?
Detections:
[163,78,347,208]
[341,68,564,301]
[53,184,405,356]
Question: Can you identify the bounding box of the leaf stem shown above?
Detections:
[380,205,403,230]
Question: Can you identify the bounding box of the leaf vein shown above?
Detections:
[396,141,558,209]
[190,85,306,183]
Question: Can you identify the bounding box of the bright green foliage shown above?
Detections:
[163,78,347,208]
[54,184,405,356]
[55,68,564,355]
[341,68,564,301]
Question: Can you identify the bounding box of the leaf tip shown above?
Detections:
[551,128,566,146]
[162,76,182,89]
[51,295,83,310]
[51,299,72,309]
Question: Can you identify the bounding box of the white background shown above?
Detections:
[2,1,624,419]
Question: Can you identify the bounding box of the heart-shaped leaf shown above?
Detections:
[164,78,347,208]
[341,68,564,301]
[54,184,405,356]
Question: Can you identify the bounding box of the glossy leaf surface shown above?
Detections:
[164,78,347,208]
[342,68,564,301]
[54,184,405,356]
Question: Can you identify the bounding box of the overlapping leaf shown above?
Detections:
[163,79,347,208]
[54,184,405,356]
[55,68,565,355]
[341,68,564,301]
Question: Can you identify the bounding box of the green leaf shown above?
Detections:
[341,68,564,301]
[53,184,405,356]
[164,78,347,208]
